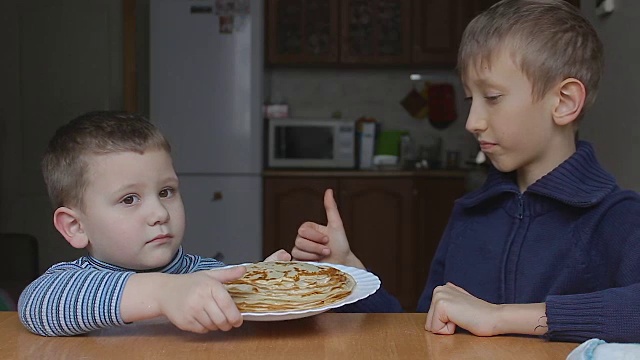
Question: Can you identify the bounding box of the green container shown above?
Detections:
[375,130,407,156]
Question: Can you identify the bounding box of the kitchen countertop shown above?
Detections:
[263,169,468,178]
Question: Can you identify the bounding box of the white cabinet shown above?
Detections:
[179,175,262,264]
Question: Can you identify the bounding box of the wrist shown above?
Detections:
[121,273,166,322]
[494,303,547,336]
[344,252,365,269]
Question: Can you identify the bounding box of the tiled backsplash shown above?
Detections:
[264,68,478,167]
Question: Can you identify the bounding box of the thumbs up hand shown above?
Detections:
[291,189,364,269]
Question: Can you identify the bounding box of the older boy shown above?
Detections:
[19,111,290,336]
[292,0,640,343]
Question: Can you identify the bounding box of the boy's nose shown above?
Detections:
[465,105,487,135]
[148,199,170,226]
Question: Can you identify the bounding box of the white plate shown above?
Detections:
[222,262,381,321]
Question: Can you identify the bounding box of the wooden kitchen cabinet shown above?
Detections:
[267,0,580,67]
[266,0,486,67]
[412,0,496,66]
[339,177,415,309]
[340,0,412,65]
[266,0,339,64]
[263,177,338,255]
[263,171,466,311]
[413,176,467,304]
[412,0,580,66]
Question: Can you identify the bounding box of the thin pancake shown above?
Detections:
[225,261,356,312]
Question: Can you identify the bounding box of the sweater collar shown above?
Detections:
[86,246,184,272]
[459,141,617,208]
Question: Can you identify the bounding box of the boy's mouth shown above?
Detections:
[478,140,496,151]
[147,234,173,244]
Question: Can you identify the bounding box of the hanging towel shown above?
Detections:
[427,83,457,129]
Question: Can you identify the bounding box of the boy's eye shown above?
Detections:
[485,95,502,102]
[121,194,140,205]
[159,188,175,198]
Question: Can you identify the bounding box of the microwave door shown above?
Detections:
[275,126,333,159]
[275,125,287,159]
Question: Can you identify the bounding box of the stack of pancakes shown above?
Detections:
[225,261,356,312]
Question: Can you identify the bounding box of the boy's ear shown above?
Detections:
[552,78,586,126]
[53,207,89,249]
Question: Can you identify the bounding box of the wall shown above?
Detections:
[0,1,20,232]
[0,0,124,271]
[580,0,640,191]
[265,68,477,168]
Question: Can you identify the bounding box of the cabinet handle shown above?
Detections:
[211,191,223,201]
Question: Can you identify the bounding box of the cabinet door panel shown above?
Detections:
[412,0,496,66]
[412,0,577,66]
[266,0,339,64]
[263,177,338,257]
[412,0,460,66]
[414,177,466,304]
[339,178,415,310]
[340,0,411,64]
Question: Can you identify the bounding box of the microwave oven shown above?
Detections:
[267,118,356,169]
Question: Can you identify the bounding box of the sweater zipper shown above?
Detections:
[517,193,524,219]
[501,192,525,303]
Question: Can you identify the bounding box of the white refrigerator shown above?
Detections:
[150,0,264,264]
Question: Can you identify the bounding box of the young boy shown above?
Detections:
[292,0,640,343]
[19,111,290,336]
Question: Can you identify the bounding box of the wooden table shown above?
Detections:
[0,312,577,359]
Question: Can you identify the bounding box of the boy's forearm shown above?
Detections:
[120,273,168,322]
[495,302,547,336]
[19,269,132,336]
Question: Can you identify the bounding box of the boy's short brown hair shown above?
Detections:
[458,0,603,110]
[42,111,171,209]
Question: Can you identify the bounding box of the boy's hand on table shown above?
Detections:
[425,282,501,337]
[291,189,364,269]
[425,283,548,337]
[158,266,246,333]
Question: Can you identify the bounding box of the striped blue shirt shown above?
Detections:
[18,247,225,336]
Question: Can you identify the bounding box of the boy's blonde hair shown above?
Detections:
[42,111,171,209]
[458,0,603,111]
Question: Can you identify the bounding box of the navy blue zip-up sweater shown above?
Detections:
[340,141,640,343]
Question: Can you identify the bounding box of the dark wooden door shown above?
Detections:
[412,0,497,66]
[414,176,466,307]
[340,0,412,65]
[266,0,340,65]
[339,177,415,310]
[412,0,463,66]
[263,177,339,257]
